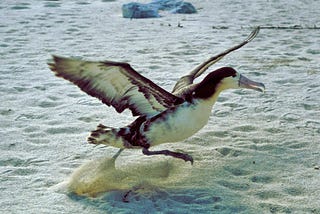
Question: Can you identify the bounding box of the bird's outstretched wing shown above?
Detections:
[172,26,260,97]
[48,55,183,116]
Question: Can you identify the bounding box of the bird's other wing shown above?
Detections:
[48,55,183,116]
[172,26,260,96]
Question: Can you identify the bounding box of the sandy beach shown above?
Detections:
[1,0,319,213]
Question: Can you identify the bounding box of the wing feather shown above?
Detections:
[48,55,182,116]
[172,26,260,96]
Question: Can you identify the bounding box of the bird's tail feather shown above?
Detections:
[87,124,125,148]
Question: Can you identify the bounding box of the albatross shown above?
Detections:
[48,27,264,164]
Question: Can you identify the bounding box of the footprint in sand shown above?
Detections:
[215,147,243,157]
[250,174,273,183]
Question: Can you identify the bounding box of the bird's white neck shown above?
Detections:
[199,86,224,107]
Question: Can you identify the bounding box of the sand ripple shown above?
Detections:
[1,0,319,213]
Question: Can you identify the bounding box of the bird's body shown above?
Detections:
[48,27,265,163]
[91,97,215,149]
[145,98,214,146]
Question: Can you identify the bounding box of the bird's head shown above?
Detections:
[193,67,265,99]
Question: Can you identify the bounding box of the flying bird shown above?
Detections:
[48,27,264,164]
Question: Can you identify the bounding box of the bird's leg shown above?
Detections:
[142,147,193,164]
[105,149,124,169]
[112,148,124,160]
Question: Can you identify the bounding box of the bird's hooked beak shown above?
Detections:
[239,74,265,93]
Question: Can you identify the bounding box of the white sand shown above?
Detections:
[1,0,319,213]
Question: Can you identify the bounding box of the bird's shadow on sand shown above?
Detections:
[62,154,251,213]
[67,186,238,213]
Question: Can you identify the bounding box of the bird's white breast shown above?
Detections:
[144,98,216,146]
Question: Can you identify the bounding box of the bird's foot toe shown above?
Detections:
[142,148,194,164]
[177,153,194,165]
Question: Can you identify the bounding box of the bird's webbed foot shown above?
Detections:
[142,147,193,164]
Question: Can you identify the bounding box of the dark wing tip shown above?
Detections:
[49,54,62,64]
[51,54,65,61]
[48,55,75,78]
[47,55,63,73]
